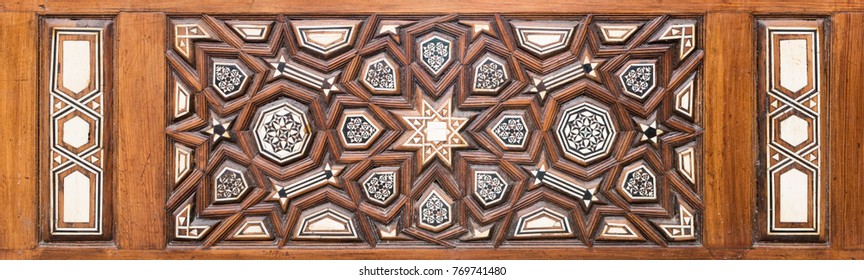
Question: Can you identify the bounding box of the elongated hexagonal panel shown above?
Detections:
[759,19,824,242]
[44,19,113,241]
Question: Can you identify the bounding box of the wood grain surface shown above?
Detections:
[0,0,863,14]
[0,12,38,250]
[829,13,864,250]
[115,12,167,250]
[703,12,754,249]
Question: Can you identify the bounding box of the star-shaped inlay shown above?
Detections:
[638,120,665,145]
[270,55,340,97]
[525,48,603,99]
[580,49,602,80]
[270,55,291,78]
[459,20,497,41]
[396,96,469,167]
[376,20,412,43]
[203,116,234,144]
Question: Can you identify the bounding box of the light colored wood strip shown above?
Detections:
[116,12,167,249]
[703,12,754,249]
[8,0,864,14]
[0,12,38,250]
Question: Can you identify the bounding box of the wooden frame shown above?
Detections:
[39,18,115,243]
[755,18,828,243]
[0,0,863,259]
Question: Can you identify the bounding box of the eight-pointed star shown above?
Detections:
[396,96,469,167]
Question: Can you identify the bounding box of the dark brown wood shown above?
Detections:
[0,12,38,250]
[163,14,703,249]
[115,12,167,250]
[703,12,754,249]
[829,13,864,250]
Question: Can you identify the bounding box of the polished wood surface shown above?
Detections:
[0,12,38,250]
[703,12,755,249]
[4,0,864,13]
[115,12,167,250]
[829,13,864,250]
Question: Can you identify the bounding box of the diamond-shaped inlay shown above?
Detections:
[212,62,249,98]
[491,115,528,149]
[556,102,617,164]
[418,35,452,75]
[253,101,312,164]
[473,171,508,207]
[619,63,656,99]
[214,167,249,202]
[473,55,508,92]
[619,164,657,201]
[362,171,397,206]
[362,56,398,93]
[339,112,382,149]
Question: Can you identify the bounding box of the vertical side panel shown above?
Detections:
[704,12,755,249]
[830,13,864,249]
[0,12,38,249]
[757,18,827,243]
[42,18,114,242]
[116,12,167,249]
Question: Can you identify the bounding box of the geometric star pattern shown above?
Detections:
[166,14,703,249]
[395,95,469,168]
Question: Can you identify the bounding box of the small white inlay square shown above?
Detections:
[426,121,448,142]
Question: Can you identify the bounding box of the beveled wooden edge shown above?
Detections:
[6,0,864,14]
[0,247,860,260]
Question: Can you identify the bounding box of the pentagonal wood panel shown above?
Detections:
[165,14,704,248]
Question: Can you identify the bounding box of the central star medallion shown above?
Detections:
[396,95,469,168]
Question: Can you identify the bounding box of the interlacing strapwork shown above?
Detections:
[166,15,703,248]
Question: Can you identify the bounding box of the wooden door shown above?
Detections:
[1,0,864,259]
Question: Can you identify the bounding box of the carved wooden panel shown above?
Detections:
[757,18,827,243]
[166,14,703,248]
[40,18,114,241]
